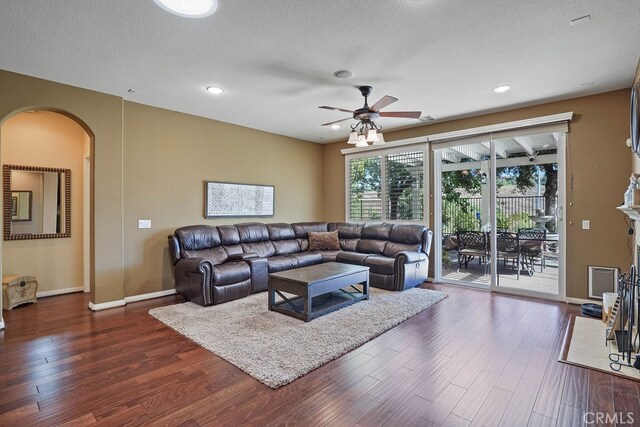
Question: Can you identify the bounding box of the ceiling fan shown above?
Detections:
[319,85,422,146]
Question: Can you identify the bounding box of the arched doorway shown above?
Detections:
[0,108,93,321]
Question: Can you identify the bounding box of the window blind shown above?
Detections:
[385,151,424,220]
[348,156,382,220]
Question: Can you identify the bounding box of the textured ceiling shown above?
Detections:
[0,0,638,143]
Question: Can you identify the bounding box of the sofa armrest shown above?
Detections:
[245,257,269,293]
[394,251,429,291]
[395,251,427,264]
[422,229,433,256]
[228,252,259,261]
[168,234,181,265]
[175,258,213,306]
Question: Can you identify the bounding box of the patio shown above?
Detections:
[441,248,559,295]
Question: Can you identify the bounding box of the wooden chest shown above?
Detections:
[2,275,38,310]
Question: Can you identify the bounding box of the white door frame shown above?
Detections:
[433,134,567,301]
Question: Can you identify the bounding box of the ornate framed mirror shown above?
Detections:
[3,165,71,240]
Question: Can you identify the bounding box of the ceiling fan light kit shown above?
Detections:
[355,135,369,148]
[347,131,359,144]
[372,133,386,146]
[319,85,421,147]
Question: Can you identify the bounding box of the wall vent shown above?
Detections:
[588,266,619,299]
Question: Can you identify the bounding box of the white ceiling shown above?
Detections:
[0,0,638,144]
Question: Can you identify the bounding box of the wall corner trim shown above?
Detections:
[88,288,177,311]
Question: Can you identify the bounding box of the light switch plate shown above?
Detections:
[138,219,151,229]
[582,220,590,230]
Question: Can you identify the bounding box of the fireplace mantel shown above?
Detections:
[617,205,640,222]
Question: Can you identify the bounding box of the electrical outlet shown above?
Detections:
[138,219,151,229]
[582,220,590,230]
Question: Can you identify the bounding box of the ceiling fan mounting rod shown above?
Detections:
[359,85,373,109]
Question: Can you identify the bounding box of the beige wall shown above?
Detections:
[0,67,633,306]
[1,111,85,292]
[323,90,632,299]
[122,102,323,297]
[0,69,123,305]
[0,70,323,307]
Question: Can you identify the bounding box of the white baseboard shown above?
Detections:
[37,286,84,298]
[0,320,5,330]
[124,289,177,303]
[566,297,599,305]
[88,299,126,311]
[88,289,177,311]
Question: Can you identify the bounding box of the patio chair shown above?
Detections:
[496,231,521,279]
[517,228,547,275]
[456,230,489,274]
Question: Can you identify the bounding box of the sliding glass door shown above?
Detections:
[434,131,565,299]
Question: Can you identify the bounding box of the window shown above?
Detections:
[346,148,426,222]
[348,156,382,220]
[385,151,424,220]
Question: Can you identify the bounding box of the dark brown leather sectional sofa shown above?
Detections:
[168,222,433,306]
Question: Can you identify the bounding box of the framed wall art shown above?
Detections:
[204,181,274,218]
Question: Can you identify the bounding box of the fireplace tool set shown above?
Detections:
[607,266,640,371]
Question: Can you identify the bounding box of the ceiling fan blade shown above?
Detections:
[319,106,354,113]
[370,95,398,111]
[379,111,422,119]
[321,117,353,127]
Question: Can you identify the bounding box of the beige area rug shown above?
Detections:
[560,314,640,381]
[149,287,447,388]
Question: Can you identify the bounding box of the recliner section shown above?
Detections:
[168,221,432,306]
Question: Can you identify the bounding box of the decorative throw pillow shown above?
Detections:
[308,231,340,251]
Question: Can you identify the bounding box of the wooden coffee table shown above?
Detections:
[268,262,369,322]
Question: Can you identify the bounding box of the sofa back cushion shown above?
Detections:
[356,222,392,255]
[292,222,328,251]
[383,223,427,257]
[236,222,275,257]
[218,225,243,257]
[174,225,228,265]
[328,222,362,252]
[267,223,301,255]
[175,225,221,251]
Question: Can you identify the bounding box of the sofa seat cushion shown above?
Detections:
[213,261,251,286]
[212,280,251,305]
[336,251,370,265]
[290,251,323,267]
[267,255,299,273]
[318,250,340,263]
[364,256,395,275]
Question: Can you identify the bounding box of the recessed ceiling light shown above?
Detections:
[330,124,341,129]
[153,0,218,18]
[333,70,355,79]
[493,85,511,93]
[206,86,224,95]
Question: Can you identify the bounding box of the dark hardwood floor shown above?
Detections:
[0,284,636,426]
